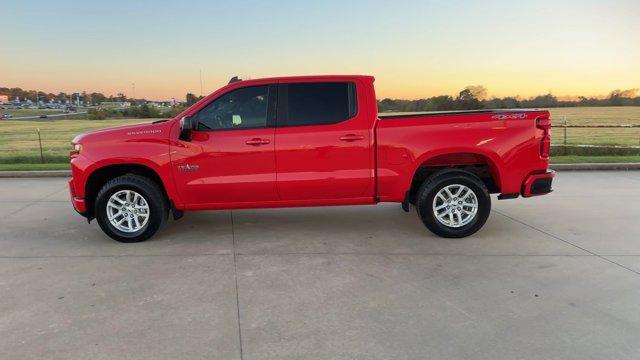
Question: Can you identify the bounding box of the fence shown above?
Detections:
[1,128,81,164]
[551,123,640,146]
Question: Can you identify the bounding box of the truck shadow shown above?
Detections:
[158,204,440,254]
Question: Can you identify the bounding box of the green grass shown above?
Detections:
[0,163,70,171]
[550,155,640,164]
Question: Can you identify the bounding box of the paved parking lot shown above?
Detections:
[1,171,640,359]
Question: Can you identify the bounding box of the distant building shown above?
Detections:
[0,95,9,103]
[147,101,172,107]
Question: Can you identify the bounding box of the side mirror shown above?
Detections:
[179,116,195,141]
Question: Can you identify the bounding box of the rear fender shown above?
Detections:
[410,149,504,191]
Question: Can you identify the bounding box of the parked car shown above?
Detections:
[2,113,12,119]
[69,75,554,242]
[39,114,48,119]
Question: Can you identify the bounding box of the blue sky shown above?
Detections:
[2,0,639,100]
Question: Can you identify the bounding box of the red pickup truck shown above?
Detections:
[69,75,554,242]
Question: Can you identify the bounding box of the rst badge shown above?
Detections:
[178,164,199,172]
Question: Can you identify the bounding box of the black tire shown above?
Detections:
[95,174,168,243]
[416,169,491,238]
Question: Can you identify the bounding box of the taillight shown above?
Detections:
[536,118,551,158]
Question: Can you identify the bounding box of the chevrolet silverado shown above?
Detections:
[69,75,554,242]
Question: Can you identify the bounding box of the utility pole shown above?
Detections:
[199,69,203,96]
[132,83,136,100]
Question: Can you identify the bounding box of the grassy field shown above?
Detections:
[552,127,640,146]
[548,107,640,126]
[549,107,640,146]
[0,119,146,163]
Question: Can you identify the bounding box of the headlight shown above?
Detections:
[70,143,82,158]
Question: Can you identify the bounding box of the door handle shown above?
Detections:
[339,134,365,142]
[245,138,270,146]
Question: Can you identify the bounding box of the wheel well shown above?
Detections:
[84,164,168,218]
[408,153,500,204]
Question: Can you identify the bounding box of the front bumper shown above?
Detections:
[522,170,555,197]
[68,178,87,214]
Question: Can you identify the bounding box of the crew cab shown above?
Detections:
[69,75,554,242]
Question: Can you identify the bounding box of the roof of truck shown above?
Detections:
[230,75,375,84]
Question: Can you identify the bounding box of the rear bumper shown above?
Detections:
[522,170,555,197]
[68,178,87,214]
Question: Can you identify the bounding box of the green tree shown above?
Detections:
[523,94,558,108]
[455,89,483,110]
[464,85,488,100]
[186,93,204,106]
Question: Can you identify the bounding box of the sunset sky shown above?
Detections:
[2,0,639,100]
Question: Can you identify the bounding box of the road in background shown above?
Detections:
[6,111,88,121]
[1,171,639,359]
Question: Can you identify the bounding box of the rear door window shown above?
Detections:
[280,82,357,126]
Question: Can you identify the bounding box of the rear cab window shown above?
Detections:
[279,82,357,126]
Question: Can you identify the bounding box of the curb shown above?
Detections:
[0,170,71,178]
[0,163,639,178]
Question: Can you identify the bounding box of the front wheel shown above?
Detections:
[95,174,168,242]
[416,170,491,238]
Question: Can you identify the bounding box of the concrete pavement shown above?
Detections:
[1,172,639,359]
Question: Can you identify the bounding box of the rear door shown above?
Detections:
[274,81,373,200]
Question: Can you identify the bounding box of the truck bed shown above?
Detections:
[374,108,550,202]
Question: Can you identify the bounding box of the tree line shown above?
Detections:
[0,87,130,104]
[3,85,639,112]
[0,86,210,107]
[378,86,640,112]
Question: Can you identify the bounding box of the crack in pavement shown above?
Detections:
[1,186,67,220]
[230,210,244,360]
[492,209,640,276]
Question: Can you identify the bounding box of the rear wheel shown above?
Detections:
[95,174,168,242]
[416,170,491,238]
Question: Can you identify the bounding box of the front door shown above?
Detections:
[171,84,278,207]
